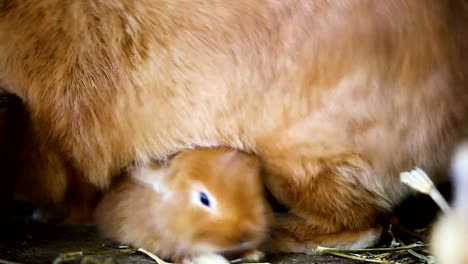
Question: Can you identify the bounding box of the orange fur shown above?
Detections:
[1,0,468,253]
[94,147,270,261]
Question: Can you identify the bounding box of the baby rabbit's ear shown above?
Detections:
[219,150,259,169]
[131,164,171,196]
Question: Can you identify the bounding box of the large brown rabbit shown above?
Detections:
[1,0,467,253]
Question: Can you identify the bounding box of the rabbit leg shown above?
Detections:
[257,139,391,253]
[263,213,382,254]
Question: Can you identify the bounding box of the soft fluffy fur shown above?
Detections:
[1,0,468,252]
[94,147,270,261]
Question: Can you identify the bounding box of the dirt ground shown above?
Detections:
[0,217,358,264]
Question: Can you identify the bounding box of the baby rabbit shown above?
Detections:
[1,0,468,254]
[431,141,468,264]
[94,147,271,262]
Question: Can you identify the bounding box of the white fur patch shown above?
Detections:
[131,166,171,200]
[451,141,468,211]
[190,253,230,264]
[452,141,468,185]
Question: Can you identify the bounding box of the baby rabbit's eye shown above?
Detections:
[191,188,217,210]
[199,192,211,207]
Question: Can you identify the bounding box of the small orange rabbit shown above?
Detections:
[94,147,271,262]
[1,0,467,254]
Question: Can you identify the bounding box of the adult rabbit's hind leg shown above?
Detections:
[256,134,392,254]
[264,213,383,254]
